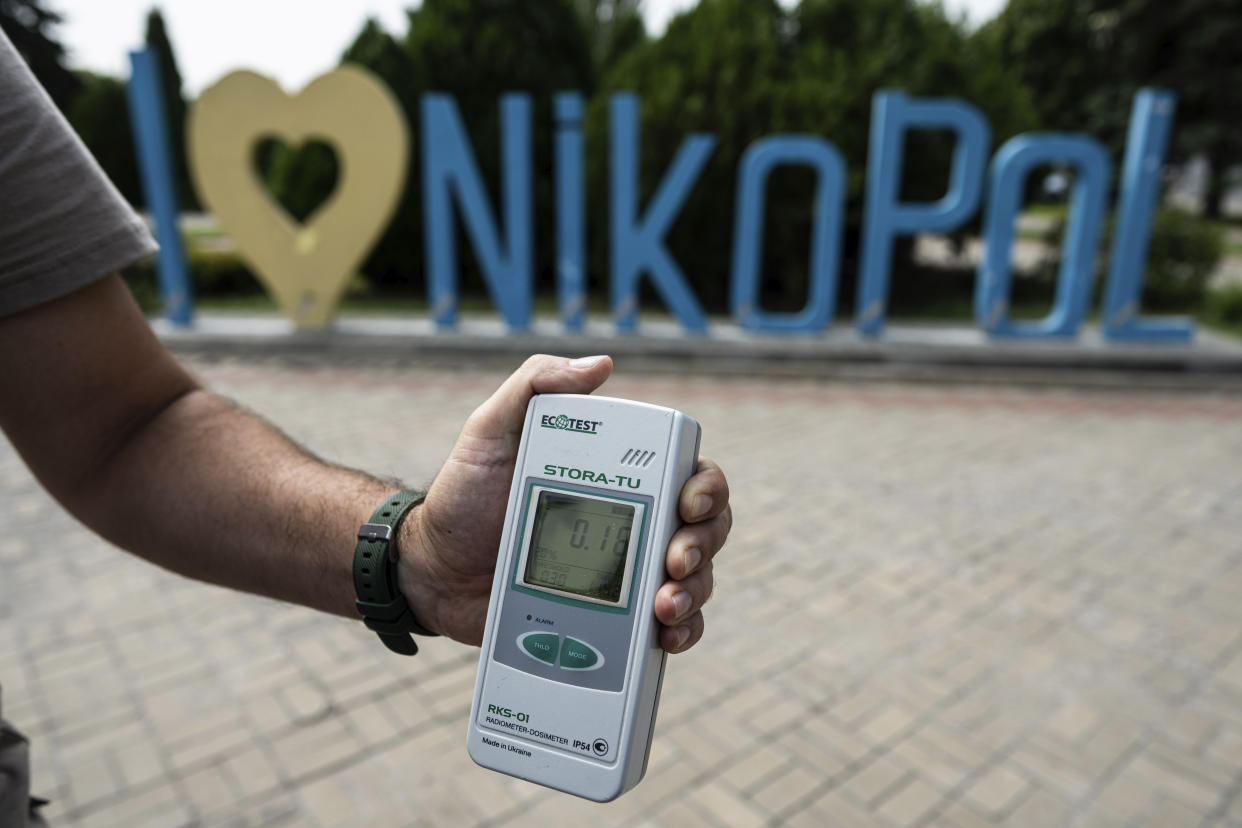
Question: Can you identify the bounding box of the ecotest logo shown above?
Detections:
[541,414,602,434]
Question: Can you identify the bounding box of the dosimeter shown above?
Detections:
[467,393,701,801]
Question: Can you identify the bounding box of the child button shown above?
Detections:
[559,637,602,670]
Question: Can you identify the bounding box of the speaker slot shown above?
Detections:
[620,448,658,467]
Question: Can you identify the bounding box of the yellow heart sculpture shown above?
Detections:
[188,67,408,328]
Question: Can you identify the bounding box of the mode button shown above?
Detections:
[559,637,603,671]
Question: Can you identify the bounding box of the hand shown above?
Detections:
[397,354,731,653]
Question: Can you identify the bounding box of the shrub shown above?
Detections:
[121,260,161,313]
[1038,208,1224,314]
[123,247,264,313]
[1141,209,1224,311]
[1205,284,1242,328]
[183,249,264,296]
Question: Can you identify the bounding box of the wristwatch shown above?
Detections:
[353,489,438,655]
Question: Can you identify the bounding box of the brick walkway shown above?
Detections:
[4,360,1242,827]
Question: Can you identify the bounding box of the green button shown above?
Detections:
[559,637,600,670]
[520,632,559,664]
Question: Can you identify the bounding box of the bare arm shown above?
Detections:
[0,274,392,617]
[0,274,732,650]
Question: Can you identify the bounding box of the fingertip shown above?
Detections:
[673,626,690,649]
[568,354,612,391]
[525,354,613,397]
[679,459,729,522]
[570,354,610,370]
[661,613,704,653]
[660,624,689,652]
[573,354,614,386]
[654,588,676,624]
[681,546,702,578]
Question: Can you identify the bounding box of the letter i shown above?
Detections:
[555,93,586,332]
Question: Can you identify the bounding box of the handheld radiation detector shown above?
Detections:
[467,393,701,802]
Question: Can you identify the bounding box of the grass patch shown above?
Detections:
[1023,204,1069,219]
[1201,320,1242,341]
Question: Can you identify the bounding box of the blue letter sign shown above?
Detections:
[609,93,715,333]
[555,93,587,332]
[1102,89,1192,342]
[422,93,533,330]
[127,47,193,326]
[158,76,1194,344]
[976,135,1111,337]
[730,136,847,333]
[856,92,990,336]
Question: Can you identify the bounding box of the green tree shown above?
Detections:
[66,71,142,205]
[589,0,805,311]
[1106,0,1242,219]
[573,0,647,76]
[341,18,422,289]
[338,0,594,293]
[796,0,1036,312]
[976,0,1110,136]
[0,0,81,110]
[795,0,1036,201]
[144,7,198,209]
[255,138,338,224]
[2,1,144,209]
[986,0,1242,218]
[407,0,594,297]
[591,0,1036,314]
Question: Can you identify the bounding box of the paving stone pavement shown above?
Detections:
[4,359,1242,828]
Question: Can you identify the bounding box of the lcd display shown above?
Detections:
[523,492,636,603]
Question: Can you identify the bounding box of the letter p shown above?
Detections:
[856,92,990,336]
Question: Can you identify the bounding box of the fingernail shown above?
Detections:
[675,626,690,648]
[673,591,692,618]
[682,546,702,576]
[691,494,713,518]
[570,355,606,368]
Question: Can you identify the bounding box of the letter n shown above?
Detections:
[422,93,532,330]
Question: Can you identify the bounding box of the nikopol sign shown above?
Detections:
[425,89,1186,343]
[129,53,1187,343]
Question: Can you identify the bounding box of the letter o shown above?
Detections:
[730,135,847,333]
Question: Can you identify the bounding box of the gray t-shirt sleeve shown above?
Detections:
[0,27,157,318]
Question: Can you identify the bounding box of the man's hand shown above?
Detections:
[398,354,731,653]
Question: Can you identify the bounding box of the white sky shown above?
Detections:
[49,0,1008,97]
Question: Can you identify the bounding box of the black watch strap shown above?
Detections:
[354,489,438,655]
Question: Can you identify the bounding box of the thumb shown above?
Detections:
[463,354,613,440]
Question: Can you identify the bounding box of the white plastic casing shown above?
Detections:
[467,394,701,801]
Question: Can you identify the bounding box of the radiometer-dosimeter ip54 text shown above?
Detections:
[467,393,701,801]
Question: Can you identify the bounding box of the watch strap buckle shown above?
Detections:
[353,490,437,656]
[357,523,394,543]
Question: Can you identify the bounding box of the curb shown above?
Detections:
[154,314,1242,392]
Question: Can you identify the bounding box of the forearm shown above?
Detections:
[0,276,420,621]
[68,387,405,617]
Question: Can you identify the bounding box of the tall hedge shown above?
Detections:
[317,0,1036,313]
